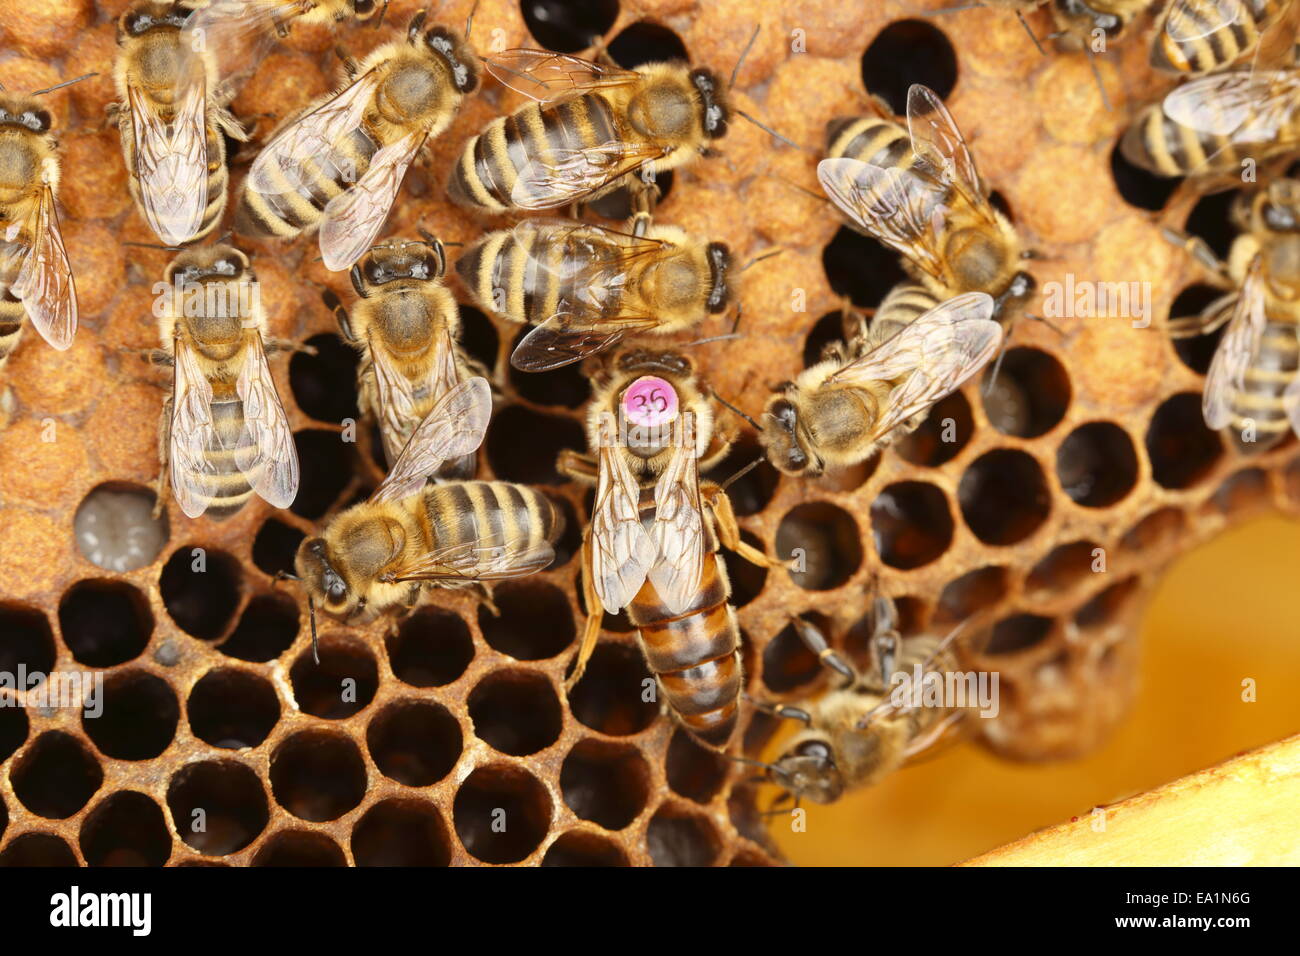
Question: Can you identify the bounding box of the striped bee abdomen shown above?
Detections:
[422,480,562,555]
[0,246,26,368]
[1120,102,1247,178]
[826,115,912,168]
[869,283,937,343]
[1227,318,1300,453]
[1152,0,1282,74]
[120,113,228,244]
[191,394,255,520]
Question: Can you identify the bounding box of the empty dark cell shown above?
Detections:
[219,592,299,663]
[1146,393,1222,489]
[0,604,55,677]
[469,671,563,756]
[989,190,1013,220]
[665,729,728,804]
[1026,540,1101,596]
[1214,468,1270,513]
[291,430,353,519]
[727,785,766,846]
[702,433,780,516]
[270,731,367,822]
[1109,139,1179,211]
[83,671,179,761]
[895,391,974,466]
[548,494,582,567]
[57,580,152,667]
[983,613,1054,655]
[871,481,954,568]
[252,831,346,867]
[721,531,767,607]
[861,20,957,112]
[487,405,586,485]
[845,597,927,664]
[11,731,103,819]
[159,545,241,640]
[386,607,474,687]
[457,304,500,373]
[187,668,280,749]
[289,635,378,719]
[1185,188,1239,260]
[508,328,592,407]
[0,707,27,764]
[0,833,78,867]
[1075,577,1140,631]
[775,501,863,588]
[73,483,168,572]
[366,700,462,786]
[1168,285,1230,375]
[803,310,849,368]
[568,642,658,736]
[478,579,575,660]
[521,0,619,52]
[167,759,268,855]
[608,20,688,67]
[981,348,1071,437]
[762,616,825,693]
[821,226,908,309]
[351,799,451,866]
[585,169,673,220]
[935,566,1009,626]
[541,831,628,866]
[1121,507,1186,552]
[453,765,552,864]
[960,450,1050,544]
[646,807,720,867]
[1056,422,1139,507]
[289,333,360,423]
[559,739,649,830]
[251,519,305,578]
[79,791,171,866]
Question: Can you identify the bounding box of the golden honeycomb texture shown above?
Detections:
[0,0,1298,867]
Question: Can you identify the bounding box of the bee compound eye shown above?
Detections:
[795,740,832,763]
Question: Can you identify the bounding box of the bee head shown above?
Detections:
[118,3,189,40]
[770,739,844,804]
[705,242,731,313]
[689,68,729,140]
[0,98,52,134]
[419,23,480,94]
[1260,179,1300,233]
[295,537,366,621]
[352,237,445,294]
[1053,0,1124,45]
[761,395,819,476]
[165,245,249,285]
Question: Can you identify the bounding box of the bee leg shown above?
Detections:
[322,288,357,343]
[469,582,500,617]
[902,710,965,761]
[556,448,598,483]
[266,337,318,358]
[1168,291,1239,340]
[212,104,250,144]
[745,694,812,724]
[1159,227,1233,285]
[790,616,859,683]
[153,397,174,519]
[705,486,786,571]
[333,45,361,79]
[566,536,604,690]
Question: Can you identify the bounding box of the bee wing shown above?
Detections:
[510,312,658,371]
[511,140,669,210]
[12,184,77,351]
[816,157,948,280]
[319,131,427,272]
[370,324,462,465]
[386,534,556,584]
[590,443,656,614]
[646,428,705,617]
[905,84,987,211]
[485,49,641,103]
[182,0,297,90]
[127,77,210,246]
[169,336,221,519]
[829,292,1001,442]
[245,66,382,217]
[370,376,492,503]
[1163,71,1300,141]
[233,330,300,509]
[1204,258,1267,431]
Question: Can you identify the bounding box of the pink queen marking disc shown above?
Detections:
[621,375,678,428]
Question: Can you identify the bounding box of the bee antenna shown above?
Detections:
[373,0,391,29]
[31,73,98,96]
[307,595,320,665]
[1025,312,1066,337]
[408,8,428,41]
[710,388,760,430]
[464,0,481,39]
[1081,43,1113,112]
[726,753,778,772]
[765,172,828,204]
[720,456,762,493]
[729,25,760,90]
[739,247,782,274]
[734,109,801,150]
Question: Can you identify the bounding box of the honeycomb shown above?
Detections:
[1,0,1298,867]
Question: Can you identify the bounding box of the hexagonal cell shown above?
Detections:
[1168,285,1229,375]
[289,633,378,719]
[385,607,474,687]
[453,764,553,864]
[981,348,1071,438]
[219,591,300,662]
[469,670,563,757]
[167,759,269,855]
[352,799,451,867]
[934,566,1010,627]
[541,830,629,866]
[896,392,974,466]
[159,545,242,640]
[251,518,305,578]
[486,405,586,485]
[57,579,153,667]
[79,791,171,866]
[187,668,280,749]
[871,481,954,568]
[646,804,721,867]
[1120,507,1187,553]
[1057,422,1139,507]
[821,226,907,308]
[1110,139,1179,211]
[366,699,462,787]
[0,603,56,678]
[289,333,360,423]
[1147,393,1222,489]
[1027,541,1103,597]
[73,482,168,573]
[803,310,849,367]
[560,738,650,830]
[845,596,928,664]
[291,429,354,519]
[10,731,103,819]
[861,19,957,112]
[721,530,768,608]
[981,613,1057,656]
[269,730,367,822]
[83,669,179,761]
[252,830,346,867]
[776,501,864,588]
[508,329,591,409]
[0,833,79,867]
[703,433,781,517]
[608,19,688,68]
[960,450,1051,544]
[477,580,575,661]
[521,0,618,52]
[1075,577,1141,631]
[0,706,28,764]
[762,615,828,693]
[568,643,659,737]
[666,728,729,805]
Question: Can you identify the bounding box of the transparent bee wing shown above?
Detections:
[370,324,462,466]
[905,83,986,209]
[387,533,556,583]
[233,329,300,509]
[182,0,300,96]
[1204,258,1267,431]
[13,183,77,351]
[371,376,492,503]
[1163,70,1300,141]
[319,131,426,272]
[590,443,656,614]
[168,336,221,518]
[485,49,641,103]
[646,424,705,617]
[511,139,668,210]
[127,74,210,246]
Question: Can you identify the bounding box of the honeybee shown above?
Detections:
[818,85,1035,329]
[1150,0,1296,75]
[759,599,971,805]
[0,92,78,370]
[1166,178,1300,452]
[111,2,248,247]
[295,376,561,630]
[1121,68,1300,180]
[236,9,479,271]
[456,217,732,371]
[559,350,782,749]
[447,49,732,213]
[759,292,1000,477]
[326,234,488,474]
[152,244,299,518]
